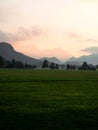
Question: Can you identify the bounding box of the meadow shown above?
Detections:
[0,69,98,130]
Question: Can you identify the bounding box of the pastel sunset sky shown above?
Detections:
[0,0,98,61]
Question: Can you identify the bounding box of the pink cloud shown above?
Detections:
[66,32,79,39]
[0,26,47,43]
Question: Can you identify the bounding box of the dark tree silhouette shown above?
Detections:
[80,61,89,70]
[66,64,76,70]
[0,56,5,68]
[0,56,37,69]
[50,62,55,69]
[66,64,70,69]
[56,64,59,69]
[42,60,48,69]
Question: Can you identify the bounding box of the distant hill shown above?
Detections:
[40,57,62,64]
[0,42,42,67]
[65,54,98,65]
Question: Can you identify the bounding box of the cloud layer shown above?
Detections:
[0,27,45,43]
[83,46,98,54]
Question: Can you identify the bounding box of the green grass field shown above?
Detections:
[0,69,98,130]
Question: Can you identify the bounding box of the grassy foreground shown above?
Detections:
[0,69,98,130]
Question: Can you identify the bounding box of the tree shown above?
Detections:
[66,64,76,70]
[0,56,5,68]
[5,60,12,68]
[15,61,24,68]
[24,63,37,69]
[42,60,48,69]
[66,64,70,69]
[80,61,89,70]
[11,59,16,68]
[96,65,98,69]
[50,62,55,69]
[56,64,59,69]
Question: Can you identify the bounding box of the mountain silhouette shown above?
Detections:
[0,42,42,67]
[40,57,62,64]
[65,54,98,65]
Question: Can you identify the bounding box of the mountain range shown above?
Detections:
[65,54,98,65]
[0,42,98,66]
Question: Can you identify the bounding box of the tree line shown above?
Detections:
[0,56,59,69]
[0,55,97,70]
[66,61,96,70]
[0,56,37,69]
[42,60,59,69]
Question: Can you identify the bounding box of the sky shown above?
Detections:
[0,0,98,61]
